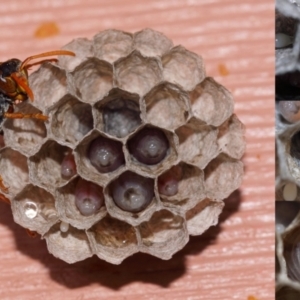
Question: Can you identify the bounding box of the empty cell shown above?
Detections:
[115,51,162,96]
[144,83,189,130]
[51,95,93,145]
[12,184,58,235]
[162,46,205,91]
[94,30,133,63]
[29,141,75,192]
[72,58,113,104]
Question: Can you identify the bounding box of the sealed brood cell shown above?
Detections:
[0,28,245,265]
[93,88,142,138]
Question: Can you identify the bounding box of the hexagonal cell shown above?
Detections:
[70,58,113,104]
[114,50,163,96]
[189,77,234,127]
[126,125,177,176]
[87,215,138,264]
[75,130,125,186]
[12,184,58,235]
[162,45,205,91]
[218,114,245,160]
[29,62,68,111]
[0,147,29,197]
[45,223,93,264]
[58,38,94,72]
[205,154,244,200]
[276,201,300,233]
[276,286,300,299]
[144,82,190,130]
[56,177,106,230]
[50,94,93,146]
[133,28,173,57]
[105,170,158,226]
[138,209,188,260]
[176,117,219,169]
[283,225,300,282]
[3,102,47,156]
[93,88,142,138]
[0,134,4,149]
[110,171,154,212]
[29,140,76,193]
[186,199,224,236]
[93,29,133,63]
[276,249,281,280]
[158,163,205,211]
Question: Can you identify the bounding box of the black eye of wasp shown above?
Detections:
[0,59,21,78]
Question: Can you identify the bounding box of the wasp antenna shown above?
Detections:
[20,50,75,70]
[24,58,58,70]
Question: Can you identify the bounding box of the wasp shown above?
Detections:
[0,49,75,203]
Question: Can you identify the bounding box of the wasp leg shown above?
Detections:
[4,112,48,121]
[0,175,8,194]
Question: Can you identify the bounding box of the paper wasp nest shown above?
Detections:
[0,29,245,264]
[276,101,300,297]
[276,0,300,100]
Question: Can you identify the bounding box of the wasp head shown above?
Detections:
[0,50,75,104]
[0,58,31,103]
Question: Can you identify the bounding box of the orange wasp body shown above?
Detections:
[0,50,75,201]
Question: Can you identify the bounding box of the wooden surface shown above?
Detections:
[0,1,274,299]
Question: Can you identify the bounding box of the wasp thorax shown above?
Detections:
[1,29,244,265]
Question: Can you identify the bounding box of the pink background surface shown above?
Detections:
[0,1,274,299]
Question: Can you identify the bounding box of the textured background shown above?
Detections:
[0,0,274,299]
